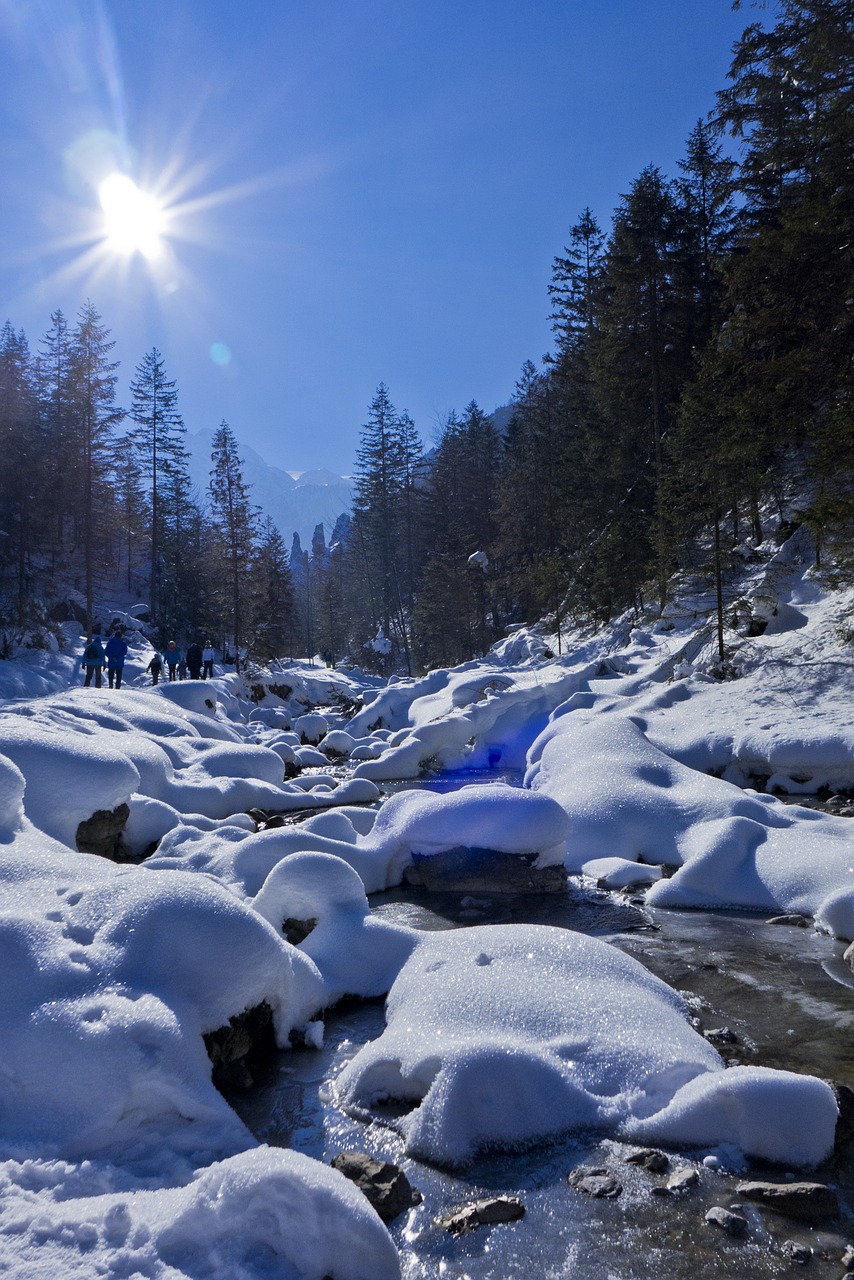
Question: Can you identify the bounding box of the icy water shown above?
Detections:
[232,891,854,1279]
[234,772,854,1279]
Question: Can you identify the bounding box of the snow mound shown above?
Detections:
[335,924,837,1168]
[0,1146,400,1280]
[530,711,854,938]
[254,851,419,1001]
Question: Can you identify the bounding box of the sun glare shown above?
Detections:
[98,173,166,259]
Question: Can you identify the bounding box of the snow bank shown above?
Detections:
[0,1146,400,1279]
[0,825,322,1165]
[335,924,837,1168]
[529,711,854,938]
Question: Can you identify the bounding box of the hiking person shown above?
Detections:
[186,641,203,679]
[82,634,105,688]
[104,630,129,689]
[147,651,164,686]
[165,641,181,681]
[202,641,215,679]
[178,654,187,680]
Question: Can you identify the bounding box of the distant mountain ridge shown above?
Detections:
[186,429,353,547]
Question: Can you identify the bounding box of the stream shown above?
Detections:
[233,773,854,1278]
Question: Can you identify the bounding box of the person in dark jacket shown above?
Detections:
[82,635,105,688]
[147,652,164,686]
[104,630,129,689]
[185,641,203,679]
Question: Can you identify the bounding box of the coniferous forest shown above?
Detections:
[1,0,852,673]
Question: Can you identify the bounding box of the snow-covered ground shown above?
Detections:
[1,526,853,1275]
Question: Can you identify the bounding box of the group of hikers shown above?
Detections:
[146,640,216,685]
[82,627,216,689]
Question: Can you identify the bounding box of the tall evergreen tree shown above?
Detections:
[208,421,258,672]
[128,348,186,626]
[70,302,122,632]
[250,517,295,660]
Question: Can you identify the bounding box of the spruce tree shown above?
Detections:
[128,349,186,626]
[208,421,258,672]
[70,302,122,632]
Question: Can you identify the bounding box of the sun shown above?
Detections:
[98,173,166,259]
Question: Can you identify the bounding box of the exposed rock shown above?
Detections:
[330,1152,421,1224]
[436,1195,525,1235]
[735,1180,839,1221]
[842,1245,854,1268]
[403,847,567,894]
[833,1082,854,1144]
[282,916,317,945]
[667,1167,700,1192]
[204,1001,275,1092]
[780,1239,813,1264]
[76,803,130,859]
[766,913,811,928]
[625,1148,670,1173]
[703,1026,738,1045]
[705,1206,748,1236]
[568,1167,622,1198]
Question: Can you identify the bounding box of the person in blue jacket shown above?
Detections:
[165,640,181,681]
[105,630,129,689]
[82,634,105,688]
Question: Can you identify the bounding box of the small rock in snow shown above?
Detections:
[766,913,811,928]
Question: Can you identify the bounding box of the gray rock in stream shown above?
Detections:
[568,1167,622,1198]
[625,1148,670,1173]
[735,1180,839,1221]
[330,1152,421,1223]
[437,1195,525,1235]
[667,1167,700,1192]
[780,1238,813,1264]
[705,1206,748,1236]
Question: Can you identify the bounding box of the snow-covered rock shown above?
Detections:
[335,924,837,1168]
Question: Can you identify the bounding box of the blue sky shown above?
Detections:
[0,0,754,473]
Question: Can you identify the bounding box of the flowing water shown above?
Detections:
[234,775,854,1278]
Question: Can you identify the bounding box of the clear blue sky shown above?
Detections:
[0,0,756,473]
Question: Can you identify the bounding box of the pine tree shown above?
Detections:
[70,302,122,632]
[208,421,258,672]
[350,384,423,672]
[250,517,295,661]
[0,323,40,625]
[128,348,186,626]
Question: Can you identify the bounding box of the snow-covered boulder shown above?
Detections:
[253,851,418,1001]
[294,713,329,744]
[335,924,837,1168]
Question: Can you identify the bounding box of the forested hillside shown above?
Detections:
[1,0,851,673]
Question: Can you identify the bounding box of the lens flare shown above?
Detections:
[98,173,166,258]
